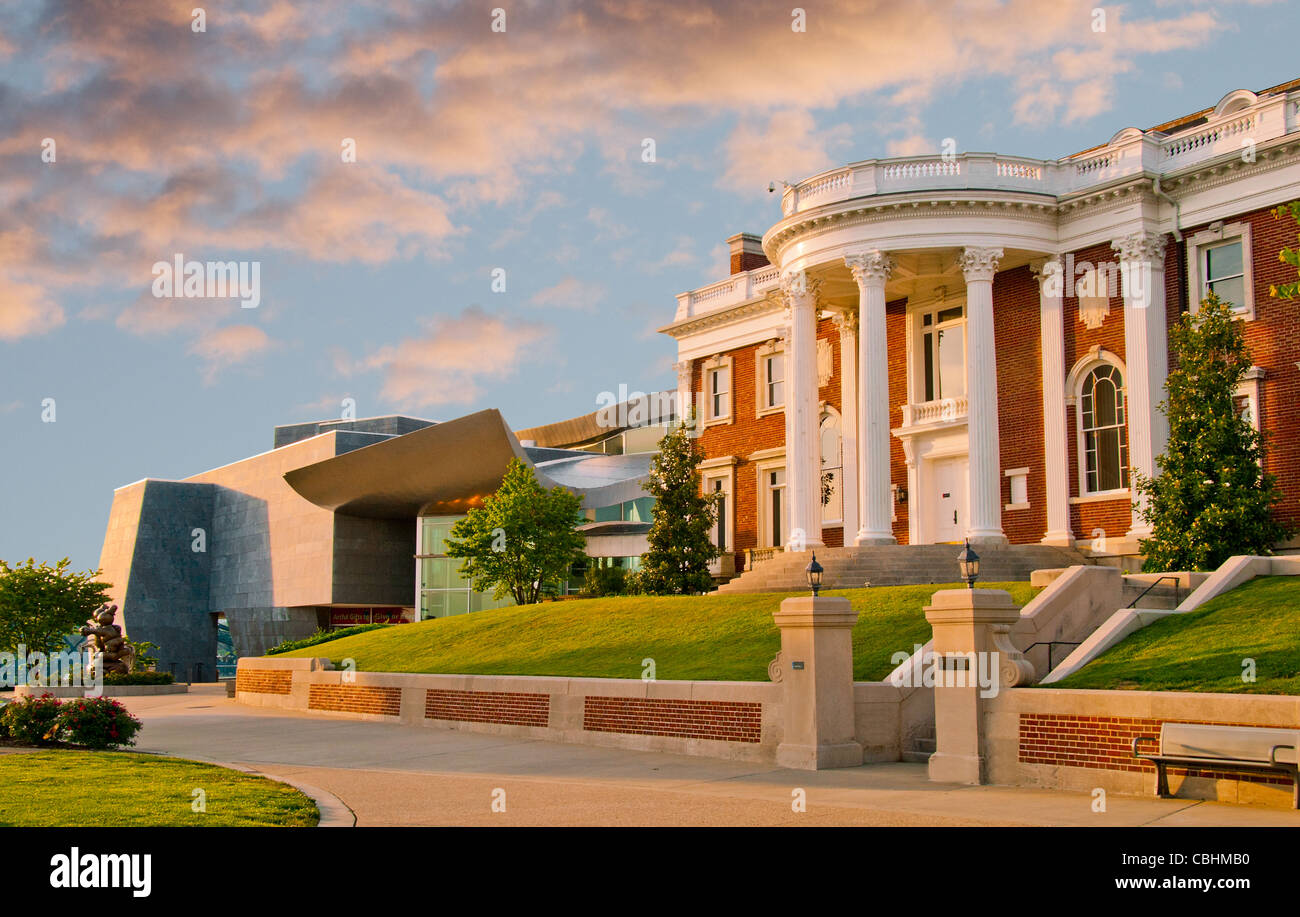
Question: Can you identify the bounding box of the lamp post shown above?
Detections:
[806,551,824,597]
[957,539,980,589]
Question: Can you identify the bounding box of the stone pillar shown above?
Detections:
[780,270,823,550]
[925,587,1032,785]
[960,246,1007,546]
[846,250,896,545]
[1112,231,1169,540]
[1032,259,1072,547]
[772,595,863,769]
[834,310,861,541]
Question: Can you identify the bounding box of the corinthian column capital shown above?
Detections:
[959,246,1004,283]
[845,250,895,287]
[779,269,821,307]
[1111,230,1167,265]
[832,308,858,338]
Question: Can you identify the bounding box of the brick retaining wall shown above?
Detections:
[583,696,762,743]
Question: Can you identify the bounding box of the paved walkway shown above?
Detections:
[119,687,1300,827]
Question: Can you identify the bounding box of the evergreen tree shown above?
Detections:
[639,417,719,595]
[444,459,586,605]
[1135,292,1292,571]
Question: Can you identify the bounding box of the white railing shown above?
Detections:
[773,90,1296,218]
[674,261,783,321]
[901,396,969,427]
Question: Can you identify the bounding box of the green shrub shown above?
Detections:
[50,697,142,750]
[580,564,627,598]
[103,671,174,686]
[266,624,388,655]
[0,694,63,744]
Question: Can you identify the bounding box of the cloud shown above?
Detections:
[718,109,852,194]
[188,324,273,383]
[349,306,551,409]
[530,276,607,312]
[0,278,65,340]
[0,0,1225,347]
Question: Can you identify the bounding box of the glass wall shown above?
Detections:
[588,496,655,524]
[417,515,515,620]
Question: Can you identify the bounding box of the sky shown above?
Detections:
[0,0,1296,571]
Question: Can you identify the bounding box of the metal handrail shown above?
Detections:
[1130,574,1181,609]
[1022,640,1082,674]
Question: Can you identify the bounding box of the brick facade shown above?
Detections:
[582,695,762,743]
[307,683,402,716]
[424,688,550,727]
[1019,712,1295,789]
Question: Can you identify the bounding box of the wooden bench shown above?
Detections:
[1132,723,1299,808]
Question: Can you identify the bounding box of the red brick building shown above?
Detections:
[660,82,1300,576]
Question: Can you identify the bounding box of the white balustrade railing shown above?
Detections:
[772,90,1296,217]
[901,396,969,427]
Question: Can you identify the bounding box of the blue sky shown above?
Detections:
[0,0,1295,570]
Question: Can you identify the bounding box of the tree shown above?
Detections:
[1135,293,1293,571]
[444,459,586,606]
[1269,200,1300,301]
[0,558,112,657]
[638,417,719,595]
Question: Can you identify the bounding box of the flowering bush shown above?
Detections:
[0,693,64,744]
[50,697,142,749]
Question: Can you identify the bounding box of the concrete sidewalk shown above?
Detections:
[120,686,1300,827]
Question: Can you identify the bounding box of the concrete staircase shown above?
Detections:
[1120,577,1184,610]
[714,543,1092,594]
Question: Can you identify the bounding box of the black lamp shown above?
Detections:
[806,551,824,597]
[957,539,980,589]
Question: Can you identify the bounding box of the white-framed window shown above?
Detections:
[1236,365,1265,433]
[755,340,785,416]
[700,458,736,552]
[752,453,787,549]
[819,408,843,524]
[1004,467,1029,511]
[1188,221,1255,320]
[1079,363,1129,495]
[701,355,732,425]
[919,303,966,403]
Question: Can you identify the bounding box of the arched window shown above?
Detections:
[819,409,843,523]
[1080,364,1128,493]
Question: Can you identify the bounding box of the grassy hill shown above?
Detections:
[1048,575,1300,695]
[281,583,1040,682]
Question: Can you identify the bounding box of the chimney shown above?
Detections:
[727,232,769,275]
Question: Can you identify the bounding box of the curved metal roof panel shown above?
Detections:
[283,408,651,519]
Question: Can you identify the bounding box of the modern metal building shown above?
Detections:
[97,395,672,680]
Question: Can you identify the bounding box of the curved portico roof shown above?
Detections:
[284,409,531,518]
[283,408,652,519]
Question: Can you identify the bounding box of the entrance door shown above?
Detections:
[931,457,968,543]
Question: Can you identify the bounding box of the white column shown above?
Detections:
[846,251,896,545]
[960,246,1007,546]
[1032,259,1072,546]
[781,270,823,550]
[673,358,694,429]
[834,310,861,542]
[1112,231,1169,540]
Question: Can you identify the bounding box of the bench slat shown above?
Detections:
[1160,723,1299,765]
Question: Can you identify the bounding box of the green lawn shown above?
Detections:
[0,751,319,827]
[1049,575,1300,695]
[282,583,1040,682]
